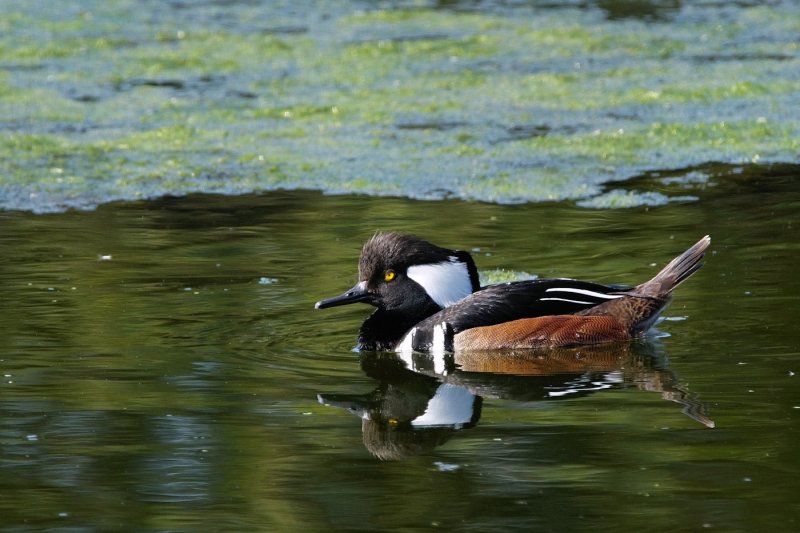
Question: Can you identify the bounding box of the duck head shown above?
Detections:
[315,233,480,348]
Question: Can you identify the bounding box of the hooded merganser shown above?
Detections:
[315,233,710,353]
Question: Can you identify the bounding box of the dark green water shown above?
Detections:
[1,164,798,530]
[1,0,798,529]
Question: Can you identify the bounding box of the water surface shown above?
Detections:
[1,0,799,529]
[1,164,798,530]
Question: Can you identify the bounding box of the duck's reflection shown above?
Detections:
[318,342,714,460]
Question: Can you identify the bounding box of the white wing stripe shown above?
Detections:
[545,287,623,299]
[540,297,595,305]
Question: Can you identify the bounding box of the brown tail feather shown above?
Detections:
[634,235,711,299]
[581,236,711,335]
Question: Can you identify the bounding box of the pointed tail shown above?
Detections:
[634,235,711,298]
[580,235,711,336]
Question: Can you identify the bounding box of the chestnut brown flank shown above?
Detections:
[454,314,630,350]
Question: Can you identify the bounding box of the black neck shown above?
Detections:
[357,304,440,351]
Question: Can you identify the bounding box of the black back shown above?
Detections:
[407,278,628,351]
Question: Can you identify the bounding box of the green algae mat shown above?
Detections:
[1,0,798,212]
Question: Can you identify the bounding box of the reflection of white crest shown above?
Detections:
[411,383,476,429]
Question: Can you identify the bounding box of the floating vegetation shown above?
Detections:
[0,1,798,212]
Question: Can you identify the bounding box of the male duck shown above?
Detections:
[315,233,710,353]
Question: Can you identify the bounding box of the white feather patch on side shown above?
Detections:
[396,327,416,358]
[431,323,448,374]
[431,323,447,355]
[407,258,472,308]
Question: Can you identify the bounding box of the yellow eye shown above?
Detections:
[384,270,396,282]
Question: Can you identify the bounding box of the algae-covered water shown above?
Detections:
[1,0,798,211]
[1,0,800,531]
